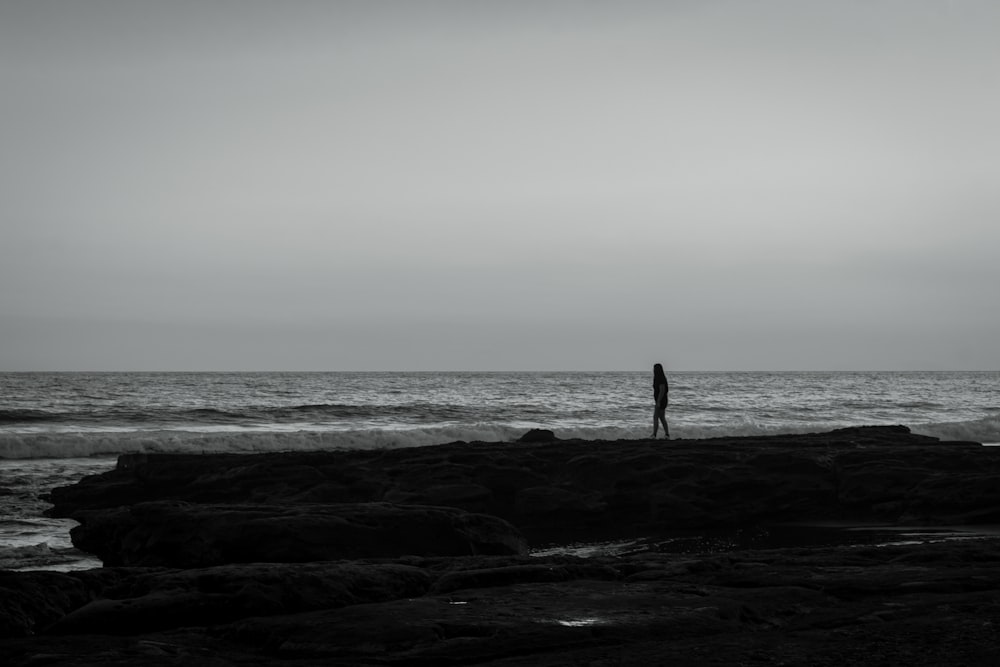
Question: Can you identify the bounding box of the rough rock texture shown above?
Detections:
[47,426,998,544]
[3,540,1000,665]
[0,570,93,637]
[43,560,433,636]
[4,426,999,665]
[70,501,528,567]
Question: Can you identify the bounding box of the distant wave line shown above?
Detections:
[0,402,583,428]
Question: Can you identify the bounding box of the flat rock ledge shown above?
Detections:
[2,425,999,665]
[46,425,1000,544]
[70,501,529,568]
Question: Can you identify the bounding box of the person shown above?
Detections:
[652,363,670,439]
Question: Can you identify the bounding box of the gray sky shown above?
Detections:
[2,0,998,371]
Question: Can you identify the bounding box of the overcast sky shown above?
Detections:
[2,0,998,371]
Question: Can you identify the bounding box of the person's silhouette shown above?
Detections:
[652,363,670,439]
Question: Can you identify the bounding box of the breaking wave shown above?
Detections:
[911,415,1000,445]
[2,415,998,460]
[0,426,540,459]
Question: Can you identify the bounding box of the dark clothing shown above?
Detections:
[654,378,669,409]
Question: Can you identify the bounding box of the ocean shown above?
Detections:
[2,370,998,571]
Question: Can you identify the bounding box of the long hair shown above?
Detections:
[653,363,667,385]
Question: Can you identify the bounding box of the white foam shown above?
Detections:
[3,414,998,460]
[910,414,1000,444]
[0,425,535,459]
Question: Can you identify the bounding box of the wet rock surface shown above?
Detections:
[3,426,1000,665]
[3,539,1000,665]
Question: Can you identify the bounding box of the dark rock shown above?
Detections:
[428,560,619,594]
[71,501,527,568]
[47,426,1000,549]
[514,485,607,516]
[518,428,557,443]
[45,561,432,636]
[5,538,1000,665]
[383,482,493,511]
[6,427,1000,665]
[0,571,91,638]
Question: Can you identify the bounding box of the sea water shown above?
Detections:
[2,371,998,570]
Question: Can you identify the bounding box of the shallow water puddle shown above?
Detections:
[530,524,1000,558]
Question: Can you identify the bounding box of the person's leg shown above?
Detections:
[654,408,669,438]
[658,412,670,439]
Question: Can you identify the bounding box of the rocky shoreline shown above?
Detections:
[3,426,1000,665]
